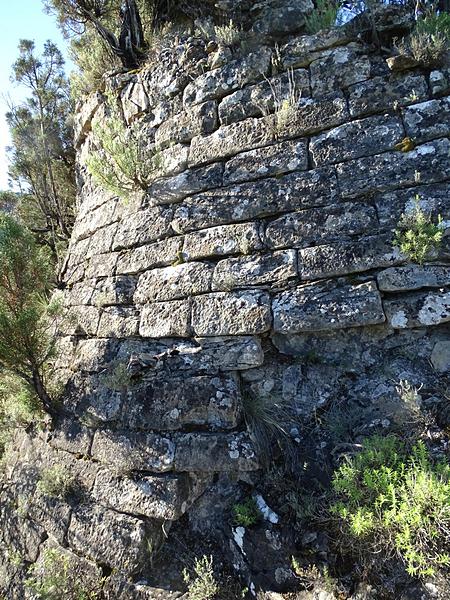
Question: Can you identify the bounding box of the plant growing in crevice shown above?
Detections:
[305,0,340,34]
[37,465,76,500]
[394,197,443,265]
[183,555,219,600]
[233,497,261,527]
[394,11,450,67]
[262,68,301,139]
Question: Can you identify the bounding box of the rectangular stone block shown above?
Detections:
[384,290,450,329]
[134,262,214,303]
[223,139,308,185]
[85,223,118,258]
[310,115,404,166]
[212,250,297,290]
[91,276,137,306]
[403,96,450,142]
[139,299,191,338]
[265,202,377,249]
[115,238,183,275]
[172,168,338,233]
[112,206,173,251]
[147,163,224,205]
[273,280,385,333]
[192,290,272,336]
[85,252,119,279]
[310,45,371,96]
[336,139,450,198]
[378,265,450,292]
[298,235,404,280]
[281,29,351,69]
[155,100,218,149]
[275,95,349,139]
[60,305,101,336]
[97,306,140,337]
[183,222,262,260]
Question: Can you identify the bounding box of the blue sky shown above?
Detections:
[0,1,72,189]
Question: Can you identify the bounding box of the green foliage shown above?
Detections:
[86,93,162,199]
[305,0,340,34]
[233,497,260,527]
[37,466,76,500]
[396,12,450,67]
[183,555,219,600]
[394,198,443,265]
[0,215,58,417]
[330,435,450,577]
[25,548,101,599]
[100,362,132,391]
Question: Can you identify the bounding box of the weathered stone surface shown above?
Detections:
[430,67,450,96]
[212,250,297,290]
[183,222,262,260]
[116,238,183,275]
[134,262,214,303]
[85,252,119,279]
[298,235,404,280]
[97,306,140,337]
[172,168,338,233]
[85,223,118,257]
[281,29,351,69]
[277,95,349,139]
[386,54,420,71]
[92,470,195,520]
[384,290,450,329]
[68,504,153,574]
[73,200,118,242]
[103,575,184,599]
[147,163,224,205]
[189,117,274,167]
[310,46,371,96]
[120,374,241,431]
[403,96,450,142]
[60,305,100,336]
[378,265,450,292]
[218,68,310,126]
[155,101,218,149]
[113,206,173,250]
[310,115,404,166]
[252,0,314,36]
[74,91,102,147]
[431,340,450,372]
[224,139,308,184]
[183,49,272,107]
[0,491,45,562]
[150,143,190,181]
[121,80,150,124]
[140,299,191,338]
[337,139,450,197]
[64,280,95,307]
[348,73,429,117]
[49,419,93,456]
[91,430,175,472]
[192,291,272,336]
[174,432,259,472]
[91,276,137,306]
[265,202,378,249]
[273,281,385,333]
[195,336,264,371]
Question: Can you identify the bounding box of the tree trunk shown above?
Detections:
[31,367,57,420]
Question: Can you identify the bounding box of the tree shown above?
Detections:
[7,40,76,266]
[0,215,59,418]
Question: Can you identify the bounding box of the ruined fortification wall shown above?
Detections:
[1,9,450,598]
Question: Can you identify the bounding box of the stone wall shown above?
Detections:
[1,11,450,599]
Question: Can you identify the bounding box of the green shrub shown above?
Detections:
[37,465,75,500]
[330,435,450,577]
[25,548,101,599]
[396,12,450,67]
[305,0,340,34]
[233,497,260,527]
[183,555,219,600]
[394,198,443,265]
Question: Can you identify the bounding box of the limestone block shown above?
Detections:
[431,341,450,372]
[97,306,140,337]
[276,95,349,139]
[265,202,377,249]
[281,29,352,69]
[64,280,95,306]
[224,139,308,184]
[85,252,119,279]
[155,101,218,149]
[151,143,189,181]
[384,290,450,329]
[103,575,184,599]
[192,290,272,336]
[112,206,173,251]
[337,139,450,198]
[218,69,310,126]
[252,0,314,36]
[378,265,450,292]
[195,336,264,371]
[91,276,137,306]
[134,262,214,303]
[73,91,102,147]
[430,67,450,96]
[183,222,262,260]
[91,429,175,472]
[310,45,371,96]
[120,374,241,431]
[49,418,93,456]
[403,97,450,142]
[116,238,183,275]
[174,432,259,472]
[71,339,117,372]
[121,80,150,123]
[189,117,274,167]
[139,299,191,338]
[60,305,100,336]
[183,49,271,107]
[273,280,385,333]
[348,73,429,118]
[310,115,404,166]
[68,504,153,575]
[92,470,195,520]
[212,250,297,290]
[0,491,45,562]
[84,223,118,258]
[147,163,224,205]
[172,168,338,233]
[298,235,404,280]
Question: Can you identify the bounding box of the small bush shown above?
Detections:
[99,362,132,391]
[25,548,101,599]
[394,198,443,264]
[330,435,450,577]
[305,0,340,34]
[37,465,75,500]
[183,555,219,600]
[233,497,260,527]
[395,12,450,67]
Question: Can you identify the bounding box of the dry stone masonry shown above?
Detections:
[1,5,450,598]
